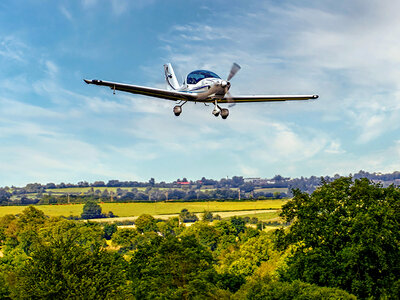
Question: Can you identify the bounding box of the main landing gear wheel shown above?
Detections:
[220,108,229,119]
[173,105,182,116]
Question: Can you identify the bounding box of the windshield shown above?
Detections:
[186,70,220,84]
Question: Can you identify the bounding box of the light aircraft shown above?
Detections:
[84,63,318,119]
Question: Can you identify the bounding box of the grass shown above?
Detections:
[0,200,286,218]
[224,211,282,222]
[254,187,288,193]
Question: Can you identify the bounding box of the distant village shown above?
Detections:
[1,170,400,205]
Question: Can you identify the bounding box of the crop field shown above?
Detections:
[254,187,288,193]
[89,209,280,223]
[0,199,286,218]
[224,210,282,222]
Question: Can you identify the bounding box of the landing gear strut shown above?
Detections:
[212,99,221,117]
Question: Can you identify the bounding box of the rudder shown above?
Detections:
[164,63,180,90]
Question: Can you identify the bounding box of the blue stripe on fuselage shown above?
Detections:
[191,85,209,91]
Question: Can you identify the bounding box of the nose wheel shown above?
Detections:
[212,100,229,119]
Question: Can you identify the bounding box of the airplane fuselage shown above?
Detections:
[174,69,231,100]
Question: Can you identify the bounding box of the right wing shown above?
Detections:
[84,79,198,102]
[218,94,319,103]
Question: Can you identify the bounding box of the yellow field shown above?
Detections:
[0,200,286,218]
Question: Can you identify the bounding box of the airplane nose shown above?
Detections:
[221,80,228,87]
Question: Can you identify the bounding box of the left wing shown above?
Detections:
[217,94,318,103]
[84,79,198,102]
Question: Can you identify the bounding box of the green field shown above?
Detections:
[254,187,288,193]
[0,200,286,218]
[227,211,282,222]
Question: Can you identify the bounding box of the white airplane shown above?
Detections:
[84,63,318,119]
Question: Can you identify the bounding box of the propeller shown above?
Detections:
[225,63,241,107]
[227,63,241,81]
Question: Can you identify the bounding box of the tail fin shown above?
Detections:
[164,63,180,90]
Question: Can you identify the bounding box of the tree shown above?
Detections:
[230,216,246,236]
[81,201,104,219]
[236,279,356,299]
[128,235,219,299]
[112,228,140,253]
[17,206,46,228]
[179,209,198,223]
[201,211,214,222]
[0,189,11,204]
[181,221,221,251]
[157,217,184,237]
[135,214,158,233]
[231,176,244,188]
[275,177,400,299]
[103,223,117,240]
[10,220,127,299]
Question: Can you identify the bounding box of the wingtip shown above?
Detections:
[83,79,91,84]
[313,94,319,99]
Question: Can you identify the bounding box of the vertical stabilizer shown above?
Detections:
[164,63,180,90]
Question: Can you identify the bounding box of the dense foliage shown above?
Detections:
[276,177,400,299]
[1,177,398,299]
[81,200,105,219]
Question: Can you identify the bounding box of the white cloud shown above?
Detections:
[325,140,345,154]
[0,36,27,62]
[45,60,59,77]
[59,6,73,21]
[110,0,128,15]
[82,0,97,8]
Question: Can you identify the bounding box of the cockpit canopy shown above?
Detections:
[186,70,220,85]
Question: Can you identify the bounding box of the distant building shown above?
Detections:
[177,181,190,185]
[243,177,261,183]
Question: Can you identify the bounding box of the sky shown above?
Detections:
[1,0,400,186]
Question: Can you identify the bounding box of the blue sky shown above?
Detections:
[1,0,400,186]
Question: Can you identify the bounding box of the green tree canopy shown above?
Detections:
[128,235,219,299]
[103,223,118,240]
[236,279,356,300]
[201,211,214,222]
[10,220,127,299]
[135,214,158,233]
[179,208,198,223]
[220,232,277,278]
[275,177,400,299]
[230,216,246,236]
[81,200,104,219]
